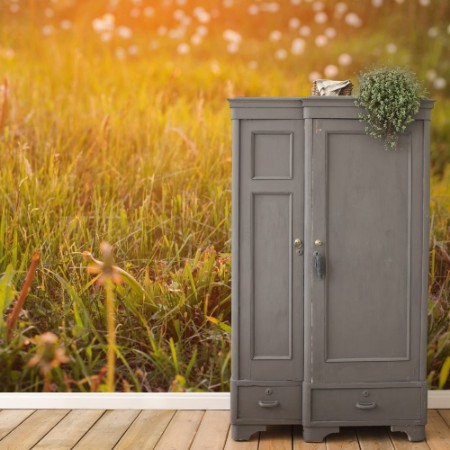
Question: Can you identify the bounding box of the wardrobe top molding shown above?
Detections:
[228,97,434,120]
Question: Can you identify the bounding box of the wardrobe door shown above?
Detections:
[238,119,304,382]
[308,118,425,384]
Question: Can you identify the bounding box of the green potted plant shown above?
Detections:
[355,66,425,150]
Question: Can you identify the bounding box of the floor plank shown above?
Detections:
[72,410,139,450]
[258,426,292,450]
[190,411,230,450]
[326,427,360,450]
[0,409,448,450]
[0,410,69,450]
[0,410,35,441]
[114,410,175,450]
[357,427,394,450]
[438,410,450,428]
[32,410,105,450]
[294,426,327,450]
[426,410,450,450]
[153,410,204,450]
[223,427,259,450]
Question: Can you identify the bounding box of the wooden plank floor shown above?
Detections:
[0,410,448,450]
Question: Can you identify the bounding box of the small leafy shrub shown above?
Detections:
[356,66,425,150]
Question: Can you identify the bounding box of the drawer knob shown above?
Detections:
[258,400,279,408]
[355,401,377,410]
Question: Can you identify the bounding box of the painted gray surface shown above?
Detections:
[228,97,433,443]
[308,119,425,383]
[310,387,423,423]
[238,119,304,382]
[252,132,293,179]
[231,380,303,426]
[252,193,292,358]
[236,385,302,422]
[325,130,410,360]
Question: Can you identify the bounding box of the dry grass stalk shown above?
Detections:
[6,250,40,341]
[166,126,199,156]
[98,114,110,157]
[0,77,9,131]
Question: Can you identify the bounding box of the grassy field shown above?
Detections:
[0,0,449,392]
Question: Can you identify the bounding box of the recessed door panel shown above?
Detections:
[252,132,293,179]
[252,193,292,359]
[326,132,410,361]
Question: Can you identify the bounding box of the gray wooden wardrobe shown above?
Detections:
[228,97,434,443]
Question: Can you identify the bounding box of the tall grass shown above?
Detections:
[429,172,450,389]
[0,40,234,390]
[0,0,449,391]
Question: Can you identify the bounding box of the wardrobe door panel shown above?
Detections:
[238,119,304,382]
[308,119,424,383]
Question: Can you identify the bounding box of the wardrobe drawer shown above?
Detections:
[236,385,302,422]
[310,387,423,423]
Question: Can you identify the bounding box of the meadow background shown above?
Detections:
[0,0,449,392]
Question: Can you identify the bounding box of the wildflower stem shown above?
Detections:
[105,278,116,392]
[44,371,51,392]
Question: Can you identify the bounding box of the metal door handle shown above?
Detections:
[258,400,279,408]
[313,251,326,279]
[355,401,377,410]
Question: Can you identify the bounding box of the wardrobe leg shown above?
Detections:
[231,424,267,441]
[390,425,426,442]
[302,426,340,442]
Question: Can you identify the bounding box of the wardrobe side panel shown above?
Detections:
[231,119,241,383]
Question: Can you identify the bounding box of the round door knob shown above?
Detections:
[294,239,303,248]
[314,239,323,246]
